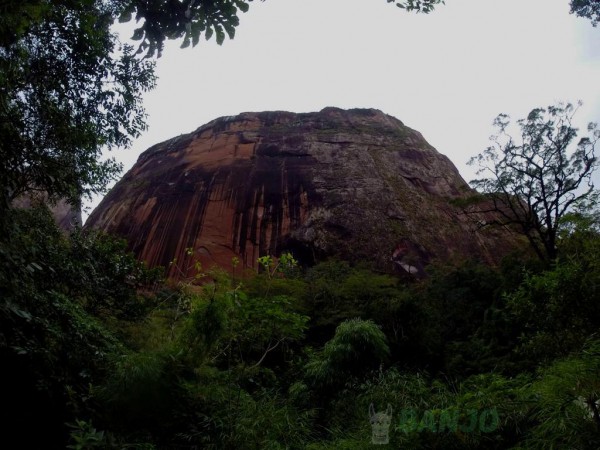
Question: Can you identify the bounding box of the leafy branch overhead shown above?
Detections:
[570,0,600,26]
[120,0,447,58]
[119,0,252,57]
[117,0,599,60]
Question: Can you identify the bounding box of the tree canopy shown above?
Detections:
[0,0,155,209]
[468,102,599,261]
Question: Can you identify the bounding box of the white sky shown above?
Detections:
[85,0,600,220]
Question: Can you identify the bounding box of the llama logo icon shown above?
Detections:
[369,403,393,445]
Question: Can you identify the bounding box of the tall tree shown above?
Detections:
[468,102,599,261]
[0,0,156,209]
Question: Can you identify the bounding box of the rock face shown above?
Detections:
[13,195,81,231]
[86,107,518,278]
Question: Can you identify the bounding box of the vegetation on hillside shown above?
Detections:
[2,202,600,448]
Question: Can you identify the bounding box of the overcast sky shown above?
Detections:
[86,0,600,220]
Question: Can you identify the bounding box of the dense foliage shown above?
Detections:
[3,203,600,448]
[0,205,160,448]
[0,0,156,209]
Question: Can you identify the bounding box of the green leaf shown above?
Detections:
[236,1,250,13]
[215,26,225,45]
[224,22,236,39]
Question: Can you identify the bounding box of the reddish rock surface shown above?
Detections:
[86,108,521,278]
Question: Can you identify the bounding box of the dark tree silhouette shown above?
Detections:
[468,102,599,261]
